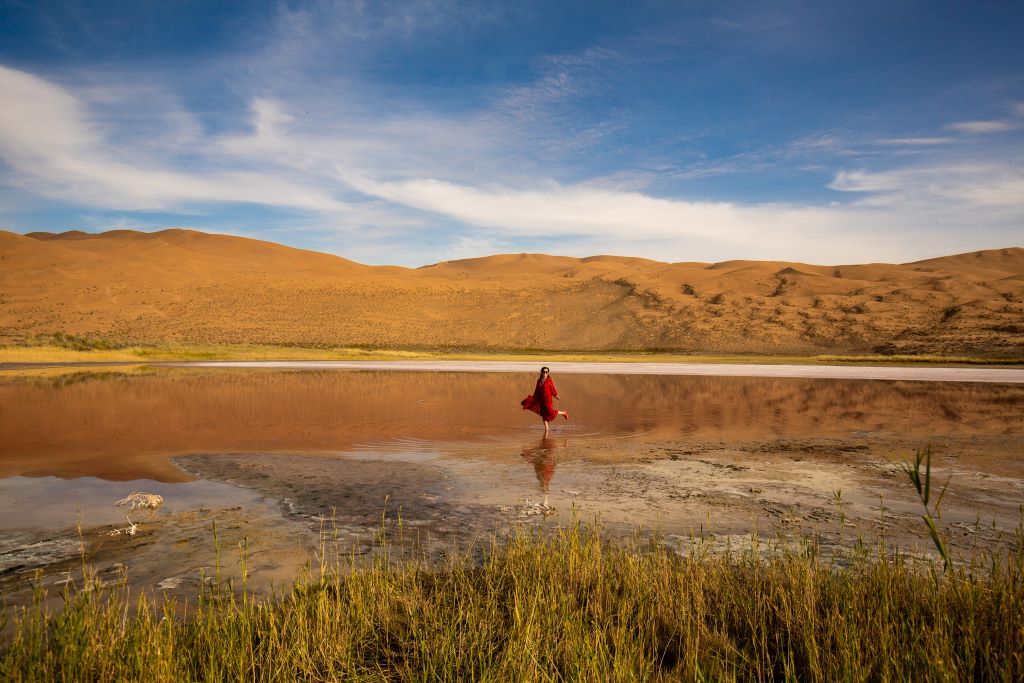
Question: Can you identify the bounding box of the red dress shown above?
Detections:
[521,377,559,422]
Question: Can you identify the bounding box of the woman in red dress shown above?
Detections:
[521,366,569,433]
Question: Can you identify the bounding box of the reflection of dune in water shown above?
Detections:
[1,368,1022,481]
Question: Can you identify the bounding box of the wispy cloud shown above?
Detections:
[342,174,767,242]
[828,163,1024,207]
[332,159,1023,264]
[0,66,349,213]
[876,137,954,146]
[947,120,1018,134]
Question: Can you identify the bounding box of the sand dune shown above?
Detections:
[1,229,1022,356]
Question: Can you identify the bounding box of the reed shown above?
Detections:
[2,519,1022,682]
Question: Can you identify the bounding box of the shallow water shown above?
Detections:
[1,365,1023,595]
[3,366,1023,481]
[0,476,264,533]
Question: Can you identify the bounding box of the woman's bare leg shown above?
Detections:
[559,411,569,421]
[543,417,549,434]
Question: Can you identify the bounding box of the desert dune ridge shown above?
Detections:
[1,229,1022,356]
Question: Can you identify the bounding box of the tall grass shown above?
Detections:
[900,446,954,573]
[2,520,1022,681]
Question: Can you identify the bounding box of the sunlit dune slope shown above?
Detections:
[1,229,1022,356]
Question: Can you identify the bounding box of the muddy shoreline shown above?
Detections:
[176,429,1024,548]
[6,430,1019,612]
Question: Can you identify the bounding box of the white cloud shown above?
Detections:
[827,170,896,193]
[252,98,294,140]
[947,120,1017,134]
[0,65,348,213]
[0,65,99,160]
[342,173,765,242]
[340,170,1021,264]
[828,163,1024,207]
[876,137,954,146]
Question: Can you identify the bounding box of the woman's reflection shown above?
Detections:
[520,435,567,506]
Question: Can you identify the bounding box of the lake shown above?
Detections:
[2,363,1022,601]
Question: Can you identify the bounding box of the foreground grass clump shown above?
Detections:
[2,526,1022,681]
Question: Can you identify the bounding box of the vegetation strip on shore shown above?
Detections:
[2,338,1022,367]
[2,520,1022,682]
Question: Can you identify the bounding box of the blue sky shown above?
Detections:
[0,1,1021,266]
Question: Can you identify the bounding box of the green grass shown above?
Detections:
[2,520,1022,682]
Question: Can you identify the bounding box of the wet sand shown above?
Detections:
[174,432,1024,559]
[2,366,1022,607]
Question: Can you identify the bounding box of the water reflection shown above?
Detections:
[520,436,567,504]
[1,368,1022,481]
